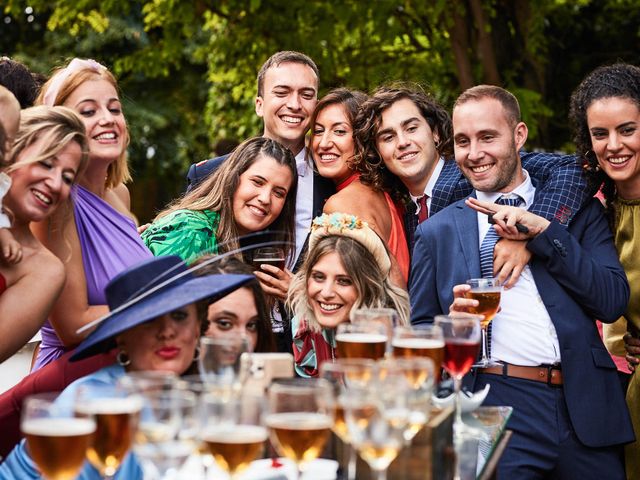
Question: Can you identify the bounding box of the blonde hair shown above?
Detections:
[7,105,89,177]
[287,235,410,332]
[36,59,131,188]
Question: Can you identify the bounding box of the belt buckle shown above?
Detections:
[546,365,560,387]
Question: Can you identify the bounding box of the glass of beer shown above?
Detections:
[343,372,411,480]
[198,336,250,393]
[265,378,335,479]
[335,322,388,361]
[133,389,199,479]
[200,391,267,478]
[22,393,96,480]
[319,359,377,480]
[392,325,445,382]
[351,308,398,351]
[252,247,286,275]
[75,384,143,479]
[435,315,482,439]
[378,357,435,444]
[464,278,502,367]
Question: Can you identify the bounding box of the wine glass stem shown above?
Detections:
[375,467,388,480]
[454,376,464,427]
[346,443,357,480]
[481,326,489,362]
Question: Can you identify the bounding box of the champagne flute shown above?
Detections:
[465,278,502,368]
[392,325,445,382]
[265,378,335,479]
[22,393,96,480]
[133,389,199,480]
[200,391,267,478]
[252,247,286,273]
[378,357,435,444]
[343,372,411,480]
[198,336,250,394]
[434,315,482,438]
[335,321,388,361]
[319,359,377,480]
[75,384,143,479]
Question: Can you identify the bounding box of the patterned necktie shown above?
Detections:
[479,195,523,358]
[479,195,523,278]
[417,195,429,224]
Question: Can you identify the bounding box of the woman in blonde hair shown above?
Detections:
[32,58,151,370]
[287,213,409,377]
[0,105,89,362]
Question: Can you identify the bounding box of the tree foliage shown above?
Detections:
[2,0,640,220]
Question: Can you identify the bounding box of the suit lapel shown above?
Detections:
[453,197,481,279]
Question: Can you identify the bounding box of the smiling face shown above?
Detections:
[375,98,441,196]
[586,96,640,199]
[116,305,200,374]
[306,251,359,329]
[5,137,81,224]
[453,97,527,193]
[255,62,318,155]
[63,78,126,166]
[232,154,294,235]
[205,287,259,352]
[311,103,355,184]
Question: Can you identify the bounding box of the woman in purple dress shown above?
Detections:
[31,58,151,369]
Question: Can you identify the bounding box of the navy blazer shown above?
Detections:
[409,196,634,447]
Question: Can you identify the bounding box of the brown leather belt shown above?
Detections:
[477,363,563,386]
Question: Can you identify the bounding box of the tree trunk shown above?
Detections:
[468,0,501,85]
[449,3,475,90]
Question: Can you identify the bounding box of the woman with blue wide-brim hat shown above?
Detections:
[0,255,252,479]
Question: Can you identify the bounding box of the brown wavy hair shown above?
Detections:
[353,83,452,202]
[569,63,640,224]
[306,87,368,175]
[155,136,298,264]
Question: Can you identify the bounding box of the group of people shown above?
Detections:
[0,49,638,479]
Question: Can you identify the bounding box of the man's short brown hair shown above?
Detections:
[256,51,319,97]
[453,84,521,127]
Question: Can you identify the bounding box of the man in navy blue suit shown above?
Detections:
[410,85,633,478]
[355,85,590,287]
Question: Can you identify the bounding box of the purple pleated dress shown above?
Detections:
[32,186,152,371]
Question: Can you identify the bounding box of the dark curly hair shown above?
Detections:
[569,63,640,222]
[306,87,368,175]
[353,83,452,203]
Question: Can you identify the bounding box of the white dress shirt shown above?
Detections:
[293,147,314,268]
[410,157,445,216]
[475,169,561,365]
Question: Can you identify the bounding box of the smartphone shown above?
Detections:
[243,353,294,394]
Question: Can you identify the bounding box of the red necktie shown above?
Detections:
[417,195,429,224]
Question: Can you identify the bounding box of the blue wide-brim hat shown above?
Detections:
[71,255,253,361]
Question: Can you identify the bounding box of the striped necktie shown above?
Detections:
[479,195,523,358]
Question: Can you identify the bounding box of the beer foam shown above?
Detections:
[391,338,444,349]
[265,412,333,430]
[203,424,268,443]
[78,395,143,414]
[335,333,387,343]
[22,417,95,436]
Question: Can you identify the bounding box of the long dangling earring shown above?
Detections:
[116,350,131,367]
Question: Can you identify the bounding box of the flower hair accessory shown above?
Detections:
[42,58,107,107]
[308,213,392,276]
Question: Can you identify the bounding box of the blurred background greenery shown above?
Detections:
[2,0,639,222]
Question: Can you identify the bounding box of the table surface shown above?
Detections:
[463,406,514,479]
